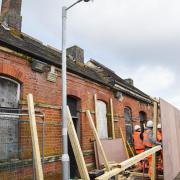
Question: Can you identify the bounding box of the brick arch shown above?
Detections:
[96,94,109,105]
[123,101,133,110]
[0,63,25,83]
[67,90,81,100]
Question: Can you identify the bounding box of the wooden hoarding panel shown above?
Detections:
[160,99,180,180]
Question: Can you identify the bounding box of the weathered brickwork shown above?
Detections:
[0,48,153,179]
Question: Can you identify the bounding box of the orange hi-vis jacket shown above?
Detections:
[133,131,144,150]
[143,129,153,148]
[157,130,162,142]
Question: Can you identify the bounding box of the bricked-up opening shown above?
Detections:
[124,107,133,145]
[67,96,81,179]
[0,0,22,31]
[0,76,20,160]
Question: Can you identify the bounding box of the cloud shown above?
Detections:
[0,0,180,108]
[114,63,175,92]
[130,66,175,94]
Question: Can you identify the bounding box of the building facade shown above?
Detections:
[0,0,154,179]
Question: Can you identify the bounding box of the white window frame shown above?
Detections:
[97,100,108,139]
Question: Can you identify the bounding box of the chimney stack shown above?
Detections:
[67,45,84,64]
[124,78,134,86]
[0,0,22,31]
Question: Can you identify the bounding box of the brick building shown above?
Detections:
[0,0,154,179]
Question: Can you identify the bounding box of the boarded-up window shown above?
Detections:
[97,100,108,139]
[124,107,133,144]
[0,77,20,160]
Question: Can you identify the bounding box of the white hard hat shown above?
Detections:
[134,125,141,131]
[157,124,161,129]
[147,120,153,128]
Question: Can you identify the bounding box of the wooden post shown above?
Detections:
[110,98,115,139]
[151,99,158,180]
[27,94,44,180]
[67,107,90,180]
[94,94,99,133]
[120,127,130,158]
[86,110,111,171]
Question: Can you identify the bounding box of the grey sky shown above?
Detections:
[1,0,180,108]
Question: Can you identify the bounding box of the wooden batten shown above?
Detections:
[110,98,115,139]
[67,106,90,180]
[27,94,44,180]
[96,146,161,180]
[86,110,111,171]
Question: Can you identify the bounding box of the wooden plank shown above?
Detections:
[126,171,149,177]
[94,94,99,133]
[86,110,111,171]
[160,99,180,180]
[95,146,161,180]
[120,127,130,158]
[27,94,44,180]
[110,98,115,139]
[67,107,90,180]
[151,100,158,180]
[127,141,135,157]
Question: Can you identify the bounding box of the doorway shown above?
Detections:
[67,96,80,179]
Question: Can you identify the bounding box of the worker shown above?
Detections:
[143,120,162,177]
[133,125,144,154]
[133,125,145,171]
[157,123,162,142]
[157,123,163,173]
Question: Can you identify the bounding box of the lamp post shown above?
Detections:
[61,1,92,179]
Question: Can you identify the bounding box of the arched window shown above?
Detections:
[97,100,108,139]
[0,76,20,108]
[124,107,133,144]
[0,76,20,160]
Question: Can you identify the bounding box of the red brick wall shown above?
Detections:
[0,48,153,178]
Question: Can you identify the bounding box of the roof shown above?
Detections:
[0,25,106,85]
[0,25,152,103]
[87,60,152,102]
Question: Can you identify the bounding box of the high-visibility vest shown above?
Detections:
[143,129,153,148]
[157,130,162,142]
[133,131,144,150]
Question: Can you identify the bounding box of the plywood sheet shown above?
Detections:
[160,99,180,180]
[95,138,128,167]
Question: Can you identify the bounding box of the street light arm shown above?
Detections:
[66,0,83,10]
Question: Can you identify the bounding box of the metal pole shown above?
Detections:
[61,6,70,180]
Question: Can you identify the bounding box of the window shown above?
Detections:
[97,100,108,139]
[139,111,147,123]
[0,76,20,160]
[124,107,133,144]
